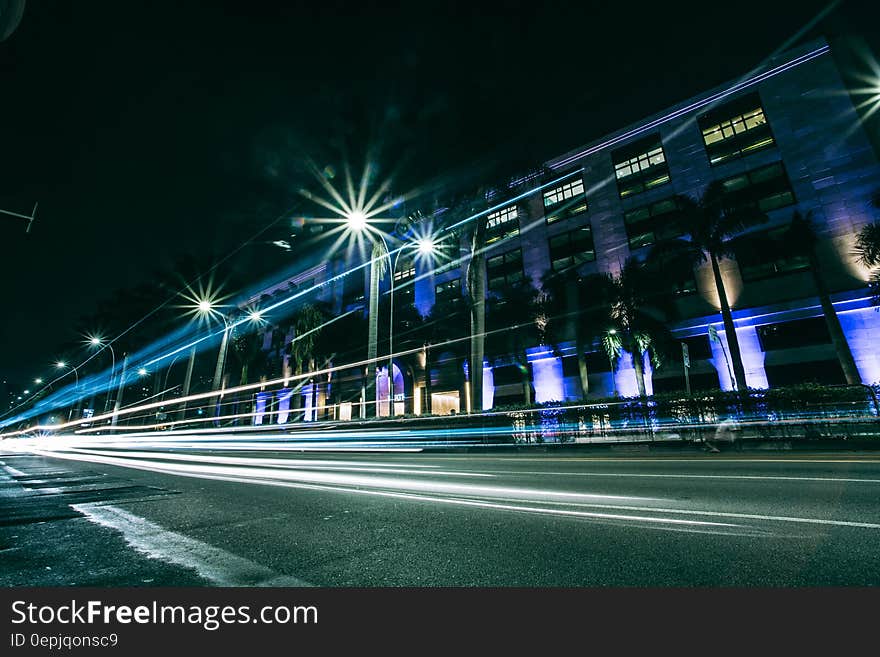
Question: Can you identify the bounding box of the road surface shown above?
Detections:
[2,437,880,586]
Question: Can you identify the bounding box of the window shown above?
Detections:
[623,196,685,249]
[737,227,810,282]
[549,226,595,272]
[720,162,795,212]
[757,317,831,351]
[487,248,524,290]
[699,92,775,166]
[435,277,461,302]
[584,351,613,373]
[485,204,520,245]
[543,175,588,224]
[393,255,415,303]
[611,134,670,199]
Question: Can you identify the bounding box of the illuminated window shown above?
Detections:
[485,204,520,245]
[487,248,524,291]
[543,175,588,224]
[698,92,775,166]
[720,162,795,212]
[549,226,595,272]
[611,134,670,199]
[435,278,461,302]
[623,197,684,249]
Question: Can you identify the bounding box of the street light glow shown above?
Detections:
[198,299,213,314]
[417,237,436,255]
[346,210,368,233]
[138,368,148,377]
[90,337,102,346]
[55,361,66,368]
[34,378,42,384]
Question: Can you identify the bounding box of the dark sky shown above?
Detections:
[1,0,878,387]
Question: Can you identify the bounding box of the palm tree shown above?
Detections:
[229,329,264,387]
[647,181,768,391]
[486,280,542,406]
[856,219,880,306]
[365,240,388,417]
[288,303,327,417]
[602,258,674,397]
[541,268,616,399]
[466,220,488,414]
[416,294,469,414]
[781,211,861,384]
[314,308,368,419]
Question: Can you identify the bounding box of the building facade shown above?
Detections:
[253,38,880,421]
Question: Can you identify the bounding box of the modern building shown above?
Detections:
[250,37,880,421]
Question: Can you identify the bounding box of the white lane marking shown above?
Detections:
[71,503,312,587]
[1,464,29,477]
[474,470,880,484]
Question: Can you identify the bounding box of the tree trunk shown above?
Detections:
[521,362,532,406]
[810,253,861,385]
[710,252,748,391]
[468,252,486,414]
[565,278,589,399]
[292,360,303,418]
[632,348,647,398]
[423,345,433,415]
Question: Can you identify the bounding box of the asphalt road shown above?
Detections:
[3,437,880,586]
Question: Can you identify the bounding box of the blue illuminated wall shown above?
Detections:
[526,346,565,404]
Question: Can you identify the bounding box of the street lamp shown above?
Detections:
[347,210,386,418]
[387,236,439,416]
[347,211,441,417]
[87,336,116,413]
[55,361,80,421]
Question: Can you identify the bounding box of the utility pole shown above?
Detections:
[178,346,196,421]
[111,353,129,427]
[682,341,691,396]
[0,202,38,233]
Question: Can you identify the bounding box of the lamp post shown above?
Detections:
[346,211,387,418]
[55,361,79,421]
[387,236,437,416]
[88,337,116,413]
[347,210,440,418]
[111,353,129,426]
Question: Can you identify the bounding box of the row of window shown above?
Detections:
[358,93,795,308]
[484,93,785,254]
[611,92,776,199]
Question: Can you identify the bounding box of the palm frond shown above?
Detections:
[855,222,880,267]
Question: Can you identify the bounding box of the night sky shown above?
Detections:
[1,0,877,389]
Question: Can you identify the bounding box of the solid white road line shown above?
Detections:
[71,503,312,587]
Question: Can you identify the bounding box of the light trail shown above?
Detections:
[12,438,880,536]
